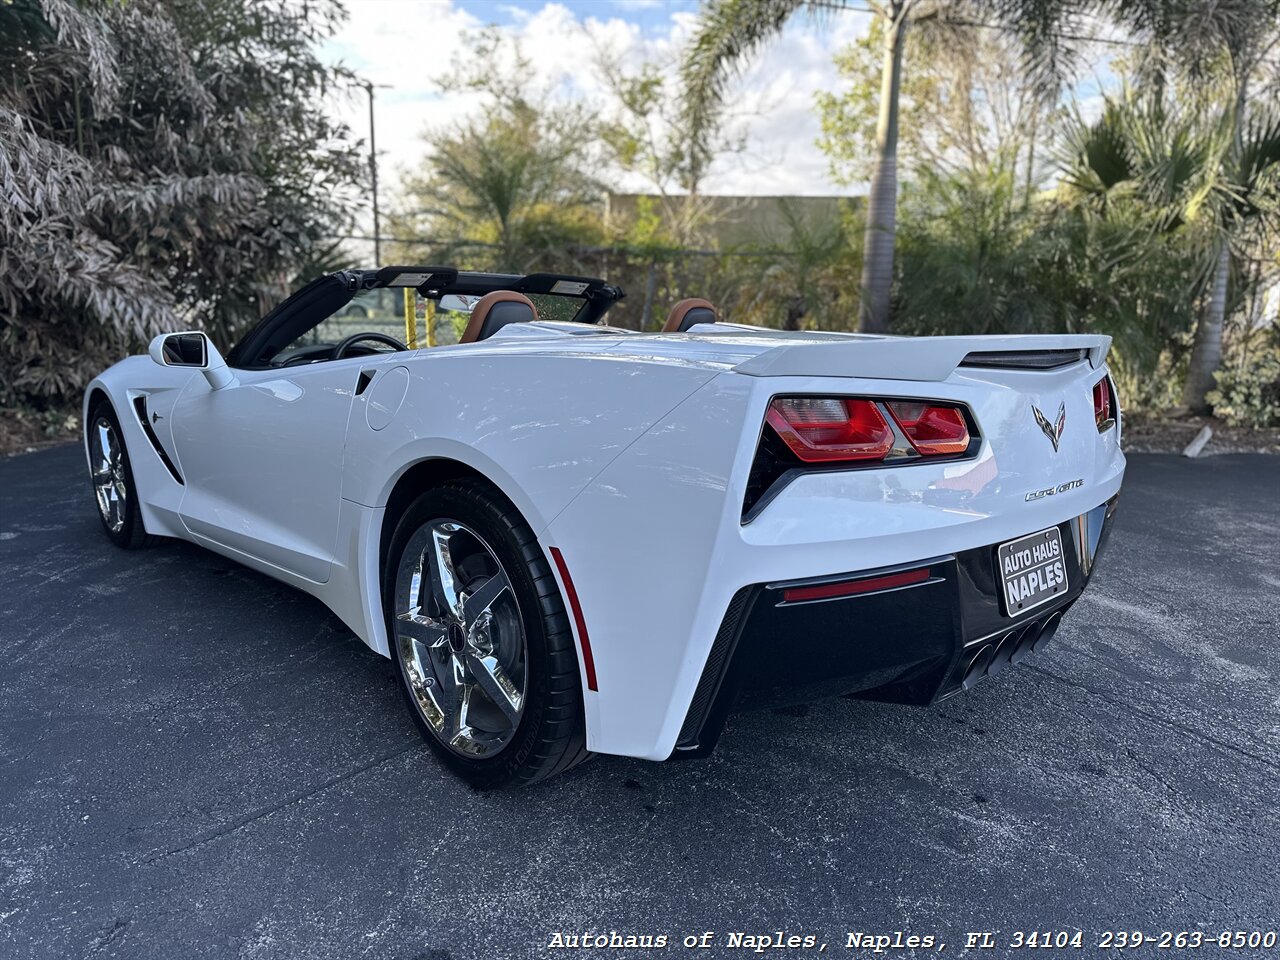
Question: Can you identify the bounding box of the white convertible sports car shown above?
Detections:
[84,266,1124,787]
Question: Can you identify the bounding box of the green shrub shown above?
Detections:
[1110,348,1187,414]
[1208,337,1280,427]
[0,0,362,408]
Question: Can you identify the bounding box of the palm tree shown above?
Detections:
[1054,92,1223,369]
[1055,83,1280,407]
[1108,0,1280,412]
[1180,102,1280,413]
[393,101,603,275]
[681,0,1078,333]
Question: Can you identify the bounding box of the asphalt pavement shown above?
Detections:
[1,446,1277,959]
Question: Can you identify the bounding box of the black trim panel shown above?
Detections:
[959,349,1088,370]
[675,495,1119,758]
[674,585,758,754]
[131,396,183,485]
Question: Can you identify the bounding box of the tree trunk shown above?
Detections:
[858,8,908,334]
[784,294,805,331]
[1181,73,1249,414]
[1182,241,1230,413]
[640,259,658,331]
[1024,111,1037,205]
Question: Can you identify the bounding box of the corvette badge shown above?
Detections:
[1033,402,1066,452]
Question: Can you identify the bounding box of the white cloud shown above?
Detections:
[322,0,1122,260]
[324,0,875,217]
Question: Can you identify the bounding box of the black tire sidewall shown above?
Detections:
[86,400,146,549]
[384,481,575,788]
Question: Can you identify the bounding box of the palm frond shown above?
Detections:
[979,0,1082,98]
[1053,99,1132,197]
[679,0,811,188]
[1110,0,1272,79]
[1236,108,1280,219]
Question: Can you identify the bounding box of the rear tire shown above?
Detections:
[86,400,159,549]
[385,480,590,788]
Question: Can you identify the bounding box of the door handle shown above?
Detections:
[355,369,377,396]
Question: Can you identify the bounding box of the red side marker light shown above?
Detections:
[783,567,931,603]
[1093,378,1112,429]
[549,546,597,691]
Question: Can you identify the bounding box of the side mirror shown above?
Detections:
[148,332,236,390]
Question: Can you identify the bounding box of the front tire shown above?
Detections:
[86,400,158,549]
[385,480,589,788]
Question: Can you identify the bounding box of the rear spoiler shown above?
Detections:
[731,334,1111,382]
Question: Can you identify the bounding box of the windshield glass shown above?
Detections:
[527,294,585,323]
[259,278,601,367]
[276,287,406,359]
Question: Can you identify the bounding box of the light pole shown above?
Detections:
[361,80,388,267]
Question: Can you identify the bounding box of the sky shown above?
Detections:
[322,0,1118,255]
[322,0,878,208]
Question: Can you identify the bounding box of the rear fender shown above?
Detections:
[545,361,1125,760]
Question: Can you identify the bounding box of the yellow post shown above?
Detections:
[403,287,418,349]
[426,299,437,347]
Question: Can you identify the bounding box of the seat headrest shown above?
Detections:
[662,298,718,333]
[460,291,538,344]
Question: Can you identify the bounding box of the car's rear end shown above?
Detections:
[543,332,1124,761]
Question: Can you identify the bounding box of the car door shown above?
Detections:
[169,356,379,583]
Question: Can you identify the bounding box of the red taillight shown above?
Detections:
[765,397,894,463]
[1093,378,1112,429]
[885,401,971,456]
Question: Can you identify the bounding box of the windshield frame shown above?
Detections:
[225,266,625,369]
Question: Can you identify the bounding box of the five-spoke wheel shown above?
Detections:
[90,416,128,535]
[385,480,589,787]
[394,520,527,757]
[86,400,155,549]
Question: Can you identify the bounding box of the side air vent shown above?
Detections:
[959,349,1088,371]
[132,396,184,485]
[674,585,757,753]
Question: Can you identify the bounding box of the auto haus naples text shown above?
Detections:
[1002,534,1066,606]
[547,930,940,951]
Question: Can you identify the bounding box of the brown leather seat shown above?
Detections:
[662,298,718,333]
[459,290,538,344]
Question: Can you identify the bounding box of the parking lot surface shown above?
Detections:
[1,447,1277,959]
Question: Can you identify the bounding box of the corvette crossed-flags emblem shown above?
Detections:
[1033,402,1066,452]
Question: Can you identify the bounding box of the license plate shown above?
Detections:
[998,526,1068,616]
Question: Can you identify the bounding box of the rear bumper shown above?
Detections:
[672,494,1119,757]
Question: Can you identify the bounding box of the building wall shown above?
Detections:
[603,193,861,249]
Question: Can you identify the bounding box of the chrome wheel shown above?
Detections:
[393,519,527,757]
[90,417,127,534]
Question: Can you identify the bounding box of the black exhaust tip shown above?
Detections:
[1032,611,1064,652]
[987,630,1019,675]
[1009,621,1040,665]
[962,644,995,689]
